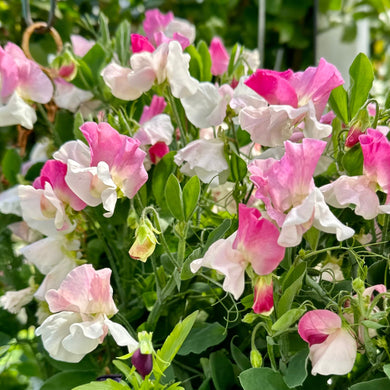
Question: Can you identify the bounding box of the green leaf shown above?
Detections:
[74,379,130,390]
[197,40,212,82]
[155,311,198,375]
[1,149,21,185]
[271,308,306,333]
[41,370,99,390]
[231,337,251,371]
[277,262,306,317]
[284,347,309,388]
[341,143,363,176]
[228,152,247,182]
[228,43,240,76]
[182,175,201,221]
[115,20,131,66]
[178,322,227,355]
[113,360,133,379]
[239,368,289,390]
[181,247,202,280]
[349,378,390,390]
[348,53,374,119]
[329,85,349,123]
[384,364,390,379]
[303,226,320,251]
[210,350,237,390]
[98,13,111,47]
[187,45,202,80]
[361,320,386,329]
[82,43,108,83]
[72,59,95,90]
[54,110,75,145]
[152,151,176,210]
[165,174,185,221]
[73,111,85,140]
[203,219,232,254]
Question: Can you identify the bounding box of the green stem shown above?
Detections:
[381,214,390,256]
[166,90,187,145]
[177,223,189,266]
[37,103,54,133]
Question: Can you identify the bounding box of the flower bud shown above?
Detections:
[131,348,153,378]
[252,275,274,315]
[129,218,159,262]
[250,348,263,368]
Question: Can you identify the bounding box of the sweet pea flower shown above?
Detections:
[321,129,390,219]
[18,160,87,236]
[143,9,195,50]
[174,138,229,186]
[101,40,198,101]
[20,236,81,301]
[249,138,354,246]
[54,122,148,217]
[70,35,95,57]
[239,58,343,146]
[36,264,138,363]
[209,37,230,76]
[0,287,35,314]
[298,310,357,375]
[181,83,233,128]
[191,204,285,306]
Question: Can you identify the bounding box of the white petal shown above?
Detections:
[0,186,22,216]
[104,318,139,352]
[0,92,37,129]
[310,328,357,375]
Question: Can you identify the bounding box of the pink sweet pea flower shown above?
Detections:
[209,37,230,76]
[249,138,354,246]
[143,9,195,50]
[36,264,138,363]
[298,310,357,375]
[321,129,390,218]
[239,58,343,147]
[191,204,285,301]
[18,160,86,236]
[70,35,94,57]
[253,275,274,315]
[54,122,148,217]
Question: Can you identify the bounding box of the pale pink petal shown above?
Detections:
[321,175,380,219]
[230,77,268,113]
[0,185,22,216]
[131,34,155,53]
[190,233,246,299]
[164,19,196,45]
[0,46,18,98]
[54,78,93,112]
[134,114,173,146]
[233,204,285,275]
[5,42,53,104]
[209,37,229,76]
[143,9,174,45]
[70,35,95,57]
[309,328,356,375]
[302,100,333,140]
[362,284,387,298]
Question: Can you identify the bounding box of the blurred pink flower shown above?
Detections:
[209,37,229,76]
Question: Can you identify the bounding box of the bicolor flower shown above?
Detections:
[239,58,343,146]
[18,160,87,236]
[321,129,390,219]
[249,138,354,247]
[129,218,159,263]
[298,310,357,376]
[191,204,285,303]
[36,264,138,363]
[174,138,229,186]
[54,122,148,217]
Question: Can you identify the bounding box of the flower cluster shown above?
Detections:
[0,7,389,390]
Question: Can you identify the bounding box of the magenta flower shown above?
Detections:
[321,129,390,218]
[209,37,230,76]
[249,138,354,246]
[36,264,138,363]
[191,204,285,300]
[239,59,343,146]
[298,310,357,375]
[253,275,274,315]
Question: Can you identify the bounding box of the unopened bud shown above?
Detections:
[250,349,263,368]
[131,348,153,378]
